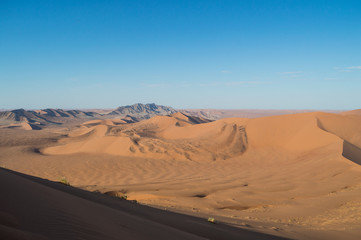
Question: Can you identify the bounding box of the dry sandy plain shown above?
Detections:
[1,110,361,239]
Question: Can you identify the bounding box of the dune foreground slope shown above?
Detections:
[1,111,361,239]
[0,168,286,240]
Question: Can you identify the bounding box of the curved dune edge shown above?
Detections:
[316,112,361,165]
[3,111,361,239]
[0,168,287,240]
[42,115,249,161]
[41,112,361,165]
[342,141,361,165]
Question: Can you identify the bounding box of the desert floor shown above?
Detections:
[1,112,361,239]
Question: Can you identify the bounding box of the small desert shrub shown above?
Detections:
[59,176,70,186]
[120,193,127,200]
[207,217,216,224]
[104,191,128,200]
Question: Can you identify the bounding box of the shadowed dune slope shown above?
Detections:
[316,112,361,165]
[0,168,287,240]
[317,113,361,147]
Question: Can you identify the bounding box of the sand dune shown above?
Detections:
[42,114,247,161]
[0,168,287,240]
[246,112,342,152]
[1,111,361,239]
[317,112,361,147]
[42,112,357,163]
[316,112,361,165]
[341,109,361,116]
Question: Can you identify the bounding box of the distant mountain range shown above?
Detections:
[0,103,178,130]
[0,103,355,130]
[109,103,177,118]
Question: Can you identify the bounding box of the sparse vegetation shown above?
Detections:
[119,193,127,200]
[59,176,70,186]
[104,191,128,200]
[208,217,216,224]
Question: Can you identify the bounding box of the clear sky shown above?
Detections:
[1,0,360,110]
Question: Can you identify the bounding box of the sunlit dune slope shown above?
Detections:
[43,113,245,161]
[43,112,360,165]
[3,111,361,239]
[341,109,361,116]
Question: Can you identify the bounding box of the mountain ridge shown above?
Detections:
[109,103,176,118]
[0,103,179,130]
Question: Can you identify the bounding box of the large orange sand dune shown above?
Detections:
[1,111,361,239]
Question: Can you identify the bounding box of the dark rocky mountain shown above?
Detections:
[0,109,38,122]
[0,104,180,130]
[0,108,100,129]
[39,109,99,119]
[109,103,177,120]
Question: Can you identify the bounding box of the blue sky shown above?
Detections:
[1,0,360,110]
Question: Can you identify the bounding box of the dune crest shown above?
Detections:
[341,109,361,116]
[43,114,248,161]
[42,112,360,165]
[2,110,361,239]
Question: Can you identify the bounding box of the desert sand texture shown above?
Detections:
[1,111,361,239]
[0,168,287,240]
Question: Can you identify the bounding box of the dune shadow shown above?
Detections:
[317,117,361,167]
[29,124,43,130]
[193,194,207,198]
[342,141,361,166]
[0,168,290,240]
